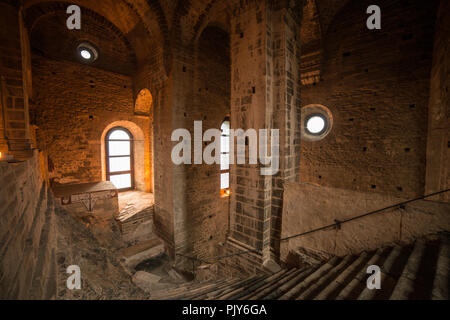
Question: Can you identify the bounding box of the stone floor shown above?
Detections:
[118,191,154,220]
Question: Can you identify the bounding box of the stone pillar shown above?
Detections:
[226,1,301,274]
[152,79,176,257]
[228,1,273,273]
[171,46,195,270]
[151,43,195,271]
[268,7,302,265]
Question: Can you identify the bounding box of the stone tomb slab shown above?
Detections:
[52,181,119,225]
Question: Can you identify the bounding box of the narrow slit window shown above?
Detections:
[105,128,134,191]
[220,118,230,196]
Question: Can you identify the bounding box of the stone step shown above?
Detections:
[336,248,387,300]
[198,276,267,300]
[251,267,316,300]
[264,259,335,300]
[239,268,297,300]
[201,279,249,299]
[187,278,247,300]
[216,275,271,300]
[390,240,426,300]
[202,277,263,300]
[231,269,291,300]
[315,252,369,300]
[119,238,165,269]
[148,235,449,301]
[293,256,352,300]
[133,271,178,293]
[357,245,405,300]
[168,279,240,300]
[149,280,219,300]
[431,237,449,300]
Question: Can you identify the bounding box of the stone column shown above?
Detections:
[171,46,195,270]
[268,6,302,266]
[226,1,301,274]
[227,0,273,274]
[151,43,196,271]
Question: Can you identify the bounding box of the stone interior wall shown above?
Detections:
[426,0,450,202]
[30,56,151,188]
[280,182,450,262]
[0,151,57,299]
[300,0,439,199]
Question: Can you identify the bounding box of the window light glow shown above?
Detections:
[106,128,133,190]
[306,116,326,134]
[80,49,92,60]
[220,119,230,193]
[77,42,98,62]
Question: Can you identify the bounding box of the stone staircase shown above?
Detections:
[150,235,449,300]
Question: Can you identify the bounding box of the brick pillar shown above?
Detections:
[152,43,196,271]
[228,1,272,270]
[152,82,176,255]
[172,47,194,270]
[0,3,32,159]
[269,7,302,264]
[226,2,301,274]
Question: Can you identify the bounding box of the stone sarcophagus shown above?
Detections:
[52,182,119,226]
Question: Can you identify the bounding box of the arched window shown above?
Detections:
[220,118,230,196]
[105,127,134,191]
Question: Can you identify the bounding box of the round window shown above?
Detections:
[77,42,98,63]
[301,105,333,141]
[305,114,328,136]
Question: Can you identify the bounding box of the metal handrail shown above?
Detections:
[279,188,449,242]
[176,188,450,265]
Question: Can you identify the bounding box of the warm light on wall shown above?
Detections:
[221,189,231,198]
[0,152,13,161]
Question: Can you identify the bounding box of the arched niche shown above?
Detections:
[135,88,153,116]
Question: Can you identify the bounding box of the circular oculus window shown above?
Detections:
[305,114,328,136]
[77,42,98,62]
[301,104,333,141]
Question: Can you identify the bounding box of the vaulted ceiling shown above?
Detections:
[19,0,352,79]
